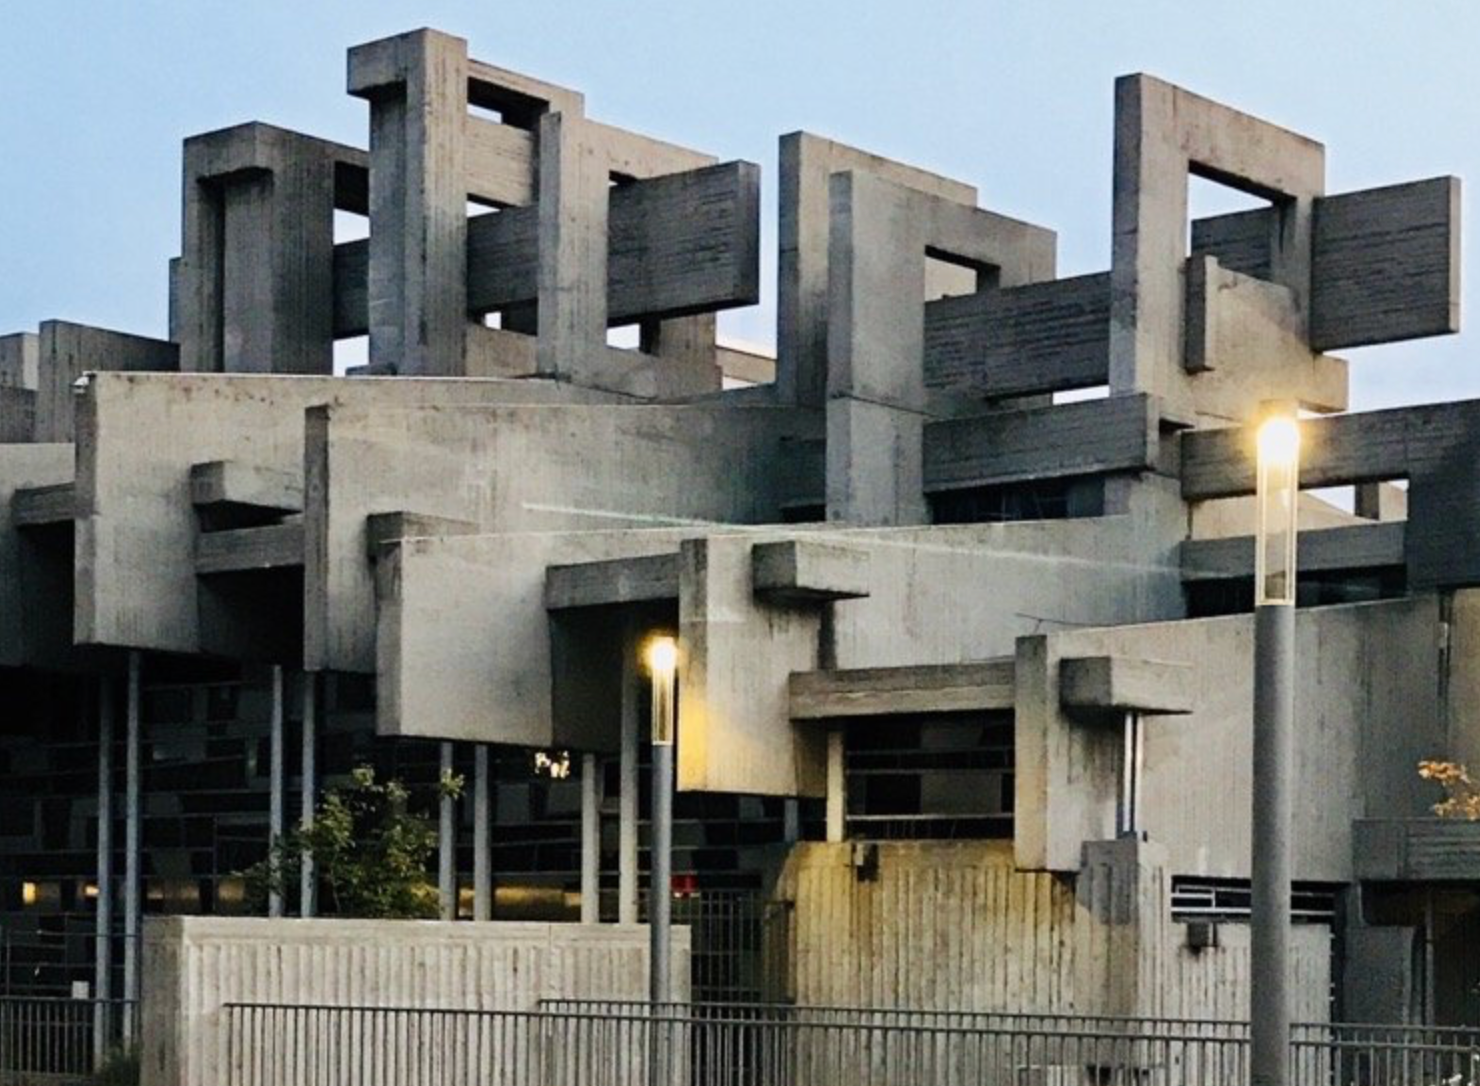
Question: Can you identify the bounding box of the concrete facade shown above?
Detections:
[0,25,1478,1034]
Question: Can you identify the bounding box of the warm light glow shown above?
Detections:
[82,883,99,900]
[1256,415,1301,468]
[645,636,679,676]
[20,882,38,907]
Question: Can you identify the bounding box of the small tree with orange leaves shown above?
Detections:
[1418,760,1480,821]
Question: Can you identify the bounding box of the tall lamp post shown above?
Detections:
[1251,409,1300,1086]
[645,635,678,1007]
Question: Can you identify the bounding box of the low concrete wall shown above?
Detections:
[141,916,690,1086]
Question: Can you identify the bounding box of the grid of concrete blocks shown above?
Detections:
[0,26,1476,1024]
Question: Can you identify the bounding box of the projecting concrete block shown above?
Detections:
[1058,654,1194,716]
[789,660,1015,720]
[751,538,870,602]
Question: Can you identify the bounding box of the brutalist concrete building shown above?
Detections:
[1,27,1476,1027]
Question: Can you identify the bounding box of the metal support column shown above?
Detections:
[299,672,317,917]
[439,742,456,921]
[267,666,285,919]
[93,679,114,1062]
[581,752,601,923]
[473,744,491,921]
[619,631,640,924]
[1117,710,1144,838]
[1251,602,1295,1086]
[121,652,141,1040]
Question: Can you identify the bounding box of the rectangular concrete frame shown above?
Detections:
[0,444,75,668]
[142,915,690,1086]
[1014,596,1449,875]
[307,401,823,673]
[73,372,628,656]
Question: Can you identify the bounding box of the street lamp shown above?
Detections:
[644,635,678,1007]
[1251,408,1300,1086]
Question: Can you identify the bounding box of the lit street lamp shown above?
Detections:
[645,635,678,1007]
[1251,408,1300,1086]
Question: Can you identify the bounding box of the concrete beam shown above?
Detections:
[924,393,1160,493]
[924,273,1110,400]
[1353,818,1480,881]
[1058,655,1195,716]
[751,539,870,602]
[789,660,1014,720]
[544,552,680,610]
[1181,521,1405,581]
[195,522,305,574]
[13,482,76,527]
[365,511,479,559]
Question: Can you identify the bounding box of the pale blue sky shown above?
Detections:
[0,1,1475,409]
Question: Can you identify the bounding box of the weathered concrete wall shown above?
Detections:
[1016,596,1448,876]
[141,915,689,1086]
[776,840,1329,1020]
[305,402,821,672]
[73,372,622,655]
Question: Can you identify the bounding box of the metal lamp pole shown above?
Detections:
[1250,410,1300,1086]
[645,635,678,1006]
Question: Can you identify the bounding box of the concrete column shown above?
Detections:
[93,679,113,1061]
[650,742,673,1004]
[298,673,317,917]
[267,666,285,919]
[783,799,800,845]
[580,752,601,923]
[825,729,845,843]
[122,652,141,1038]
[619,636,640,924]
[439,742,456,921]
[1251,602,1295,1086]
[536,111,609,383]
[473,745,491,922]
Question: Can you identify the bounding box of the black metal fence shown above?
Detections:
[219,1000,1480,1086]
[0,996,137,1085]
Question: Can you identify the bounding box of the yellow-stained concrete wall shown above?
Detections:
[775,840,1330,1022]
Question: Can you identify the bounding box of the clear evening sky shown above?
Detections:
[0,1,1473,410]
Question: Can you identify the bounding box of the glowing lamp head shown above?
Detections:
[1256,415,1301,468]
[645,636,678,676]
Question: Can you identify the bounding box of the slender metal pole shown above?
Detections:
[580,753,601,923]
[299,673,317,918]
[473,745,491,922]
[439,742,456,921]
[94,678,113,1062]
[267,666,285,919]
[1251,602,1294,1086]
[1118,710,1143,838]
[645,637,678,1011]
[619,633,640,925]
[650,731,673,1003]
[122,652,141,1040]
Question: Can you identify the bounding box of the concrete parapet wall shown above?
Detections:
[141,915,689,1086]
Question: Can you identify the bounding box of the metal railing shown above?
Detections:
[222,1000,1478,1086]
[0,996,137,1085]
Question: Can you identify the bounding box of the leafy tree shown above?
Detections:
[245,764,463,919]
[1419,760,1480,821]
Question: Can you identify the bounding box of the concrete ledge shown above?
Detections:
[196,521,305,574]
[752,539,870,603]
[545,552,680,609]
[1353,818,1480,881]
[365,511,479,559]
[1181,521,1406,580]
[1058,655,1194,716]
[190,460,303,517]
[12,482,75,527]
[790,660,1014,720]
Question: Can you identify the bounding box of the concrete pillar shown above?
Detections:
[439,742,456,921]
[298,673,317,917]
[267,666,285,919]
[580,752,601,923]
[783,799,800,845]
[825,729,845,843]
[619,633,640,924]
[473,745,491,922]
[536,111,609,383]
[93,679,113,1061]
[122,652,141,1038]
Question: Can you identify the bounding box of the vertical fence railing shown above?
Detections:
[0,996,137,1083]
